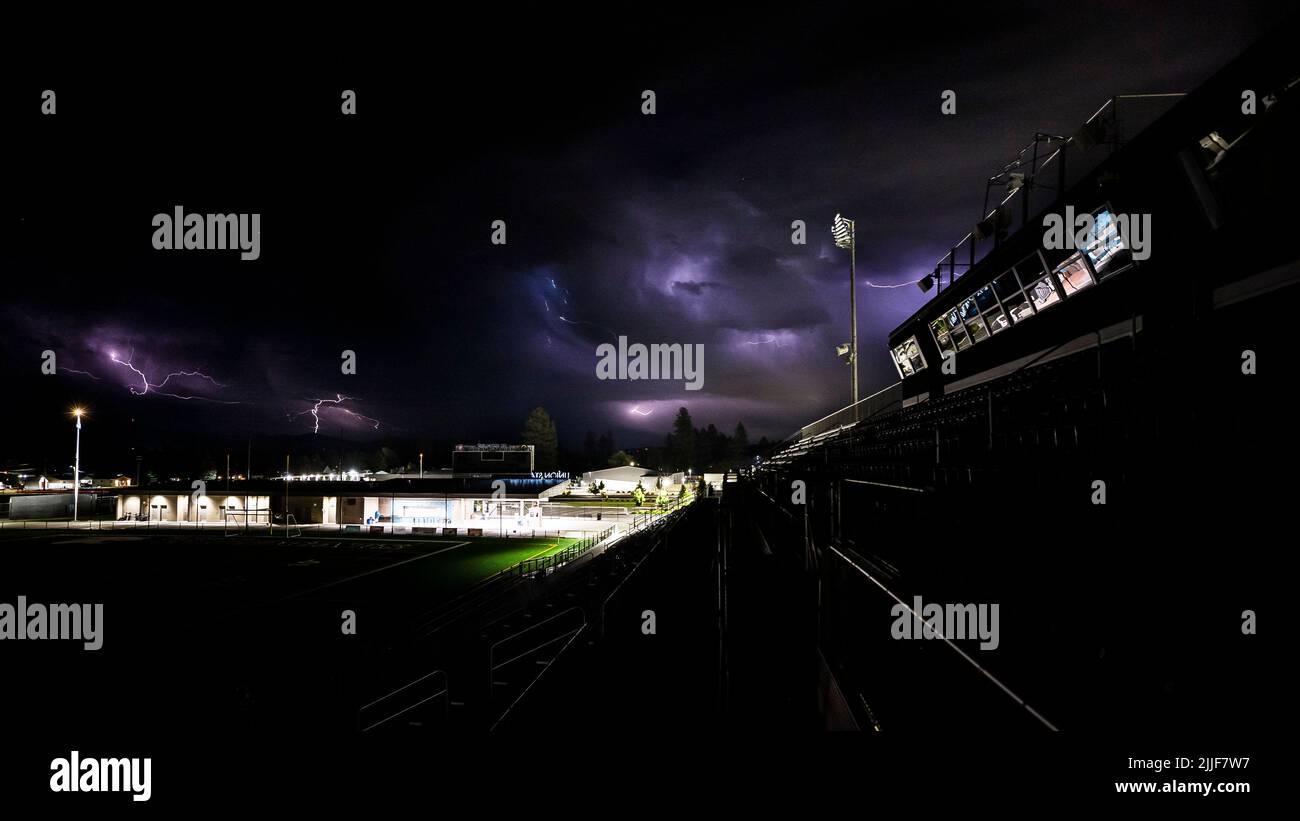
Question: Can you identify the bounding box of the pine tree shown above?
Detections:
[731,422,750,468]
[522,407,559,470]
[669,407,696,471]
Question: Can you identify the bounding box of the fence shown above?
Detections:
[513,527,614,576]
[789,382,903,443]
[505,492,697,577]
[626,493,694,531]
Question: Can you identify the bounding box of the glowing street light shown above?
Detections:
[71,407,86,522]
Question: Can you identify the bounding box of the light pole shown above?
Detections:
[72,407,85,522]
[419,452,424,478]
[832,213,858,405]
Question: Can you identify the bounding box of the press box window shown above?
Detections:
[892,336,927,378]
[1083,208,1133,279]
[929,318,955,354]
[1054,251,1095,296]
[1019,260,1061,311]
[1027,277,1060,310]
[992,270,1022,302]
[973,284,1006,334]
[1002,291,1033,323]
[957,298,987,344]
[946,311,972,350]
[984,306,1009,334]
[1014,251,1048,282]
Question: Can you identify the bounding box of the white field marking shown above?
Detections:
[519,543,562,563]
[283,541,471,599]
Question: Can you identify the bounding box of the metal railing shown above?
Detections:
[926,94,1183,297]
[789,382,903,443]
[357,670,449,732]
[504,493,696,576]
[512,526,615,576]
[627,493,694,531]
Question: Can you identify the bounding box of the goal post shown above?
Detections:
[224,508,272,537]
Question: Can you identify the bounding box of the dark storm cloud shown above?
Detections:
[476,1,1285,441]
[5,1,1289,454]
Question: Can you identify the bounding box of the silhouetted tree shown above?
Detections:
[596,430,615,467]
[667,407,696,471]
[730,422,750,468]
[522,407,559,470]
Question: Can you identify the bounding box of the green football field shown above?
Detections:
[0,529,586,612]
[301,535,582,602]
[433,536,579,587]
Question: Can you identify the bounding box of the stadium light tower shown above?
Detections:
[71,407,85,522]
[832,213,859,404]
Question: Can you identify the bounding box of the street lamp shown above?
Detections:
[71,407,85,522]
[832,213,858,405]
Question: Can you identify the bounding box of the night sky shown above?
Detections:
[2,3,1287,474]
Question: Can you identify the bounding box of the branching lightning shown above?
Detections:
[290,394,382,433]
[107,348,238,403]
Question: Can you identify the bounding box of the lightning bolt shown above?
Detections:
[62,368,102,381]
[155,370,226,390]
[290,394,382,433]
[558,315,619,341]
[630,405,653,416]
[108,349,238,403]
[109,349,150,395]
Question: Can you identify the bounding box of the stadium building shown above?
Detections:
[740,30,1297,731]
[107,475,630,536]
